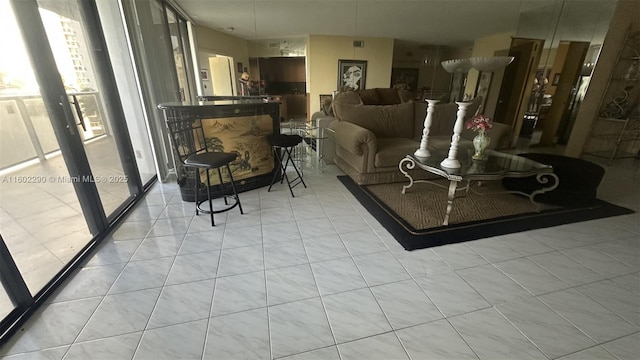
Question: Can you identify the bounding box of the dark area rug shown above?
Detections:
[338,175,634,251]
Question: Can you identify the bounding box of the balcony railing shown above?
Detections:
[0,91,108,171]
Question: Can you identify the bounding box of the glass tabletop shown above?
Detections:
[407,149,554,180]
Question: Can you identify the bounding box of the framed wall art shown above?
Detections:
[337,59,367,90]
[200,69,209,81]
[319,94,332,110]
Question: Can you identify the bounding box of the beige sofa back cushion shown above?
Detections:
[334,91,363,106]
[375,88,402,105]
[334,101,415,139]
[358,89,381,105]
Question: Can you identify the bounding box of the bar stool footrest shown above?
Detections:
[196,195,242,215]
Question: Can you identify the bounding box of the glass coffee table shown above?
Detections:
[398,149,559,225]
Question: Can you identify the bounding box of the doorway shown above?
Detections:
[209,55,235,96]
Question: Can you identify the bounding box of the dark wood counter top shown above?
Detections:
[159,98,278,109]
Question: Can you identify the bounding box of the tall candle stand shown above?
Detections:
[414,99,440,158]
[440,101,472,169]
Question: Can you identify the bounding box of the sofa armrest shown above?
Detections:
[310,116,337,164]
[314,116,336,129]
[329,120,377,156]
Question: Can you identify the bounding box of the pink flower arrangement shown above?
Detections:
[466,114,493,132]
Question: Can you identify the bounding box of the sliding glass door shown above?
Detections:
[1,0,101,299]
[37,0,138,217]
[166,7,193,102]
[120,0,198,179]
[0,0,160,340]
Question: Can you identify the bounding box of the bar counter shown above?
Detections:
[158,99,281,201]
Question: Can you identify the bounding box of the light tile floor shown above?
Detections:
[0,136,154,297]
[1,154,639,360]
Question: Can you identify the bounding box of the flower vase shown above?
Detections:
[472,130,491,160]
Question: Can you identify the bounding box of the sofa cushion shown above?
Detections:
[413,102,428,141]
[428,102,459,135]
[376,88,402,105]
[358,89,380,105]
[412,97,484,141]
[334,101,415,139]
[375,138,420,168]
[333,91,363,106]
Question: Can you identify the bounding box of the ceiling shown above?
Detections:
[172,0,617,49]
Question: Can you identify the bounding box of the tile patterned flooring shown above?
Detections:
[1,156,639,360]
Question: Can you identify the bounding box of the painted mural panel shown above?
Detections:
[200,114,274,184]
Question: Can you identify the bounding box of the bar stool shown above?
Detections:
[267,133,307,196]
[184,152,244,226]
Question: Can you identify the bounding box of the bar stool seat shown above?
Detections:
[184,152,243,226]
[185,152,236,168]
[267,134,307,196]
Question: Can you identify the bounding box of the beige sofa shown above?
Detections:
[329,88,512,185]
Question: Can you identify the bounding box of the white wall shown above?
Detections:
[464,32,514,98]
[391,44,453,96]
[307,35,394,114]
[194,26,250,97]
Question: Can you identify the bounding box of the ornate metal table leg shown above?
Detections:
[529,172,560,206]
[399,157,416,194]
[443,180,459,225]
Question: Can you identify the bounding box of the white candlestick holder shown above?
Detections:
[440,101,472,169]
[414,99,440,158]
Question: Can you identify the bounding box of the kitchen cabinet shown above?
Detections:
[258,57,305,82]
[278,94,308,121]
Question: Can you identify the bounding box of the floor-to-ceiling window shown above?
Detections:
[167,7,193,102]
[120,0,198,180]
[0,0,185,341]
